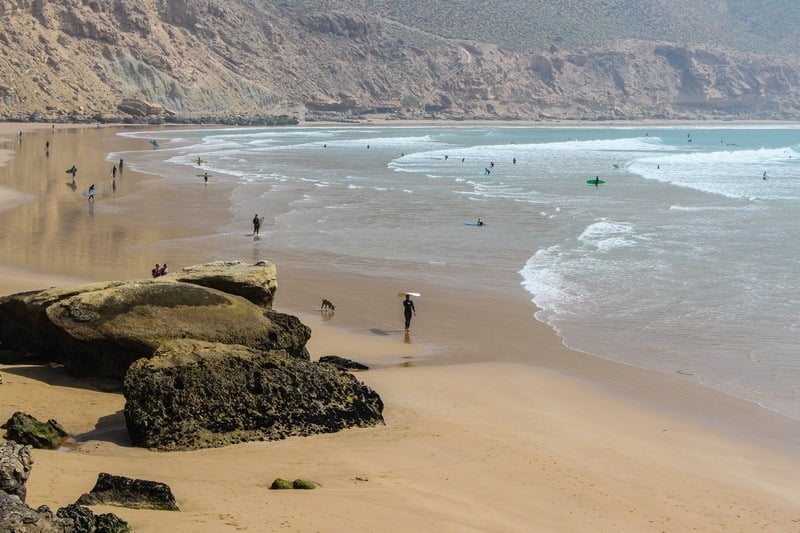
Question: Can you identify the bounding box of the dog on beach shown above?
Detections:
[321,299,335,311]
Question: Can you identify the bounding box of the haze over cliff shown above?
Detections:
[1,0,799,122]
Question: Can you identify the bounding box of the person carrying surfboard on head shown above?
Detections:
[403,294,416,332]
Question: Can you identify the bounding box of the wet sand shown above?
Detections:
[1,123,800,531]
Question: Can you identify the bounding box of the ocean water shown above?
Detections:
[117,125,800,420]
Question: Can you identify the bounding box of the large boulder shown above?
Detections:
[1,412,68,450]
[0,441,33,501]
[161,260,277,308]
[0,279,310,378]
[75,472,179,511]
[124,339,384,450]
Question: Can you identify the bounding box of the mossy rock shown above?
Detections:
[292,479,318,490]
[1,411,68,449]
[269,478,293,490]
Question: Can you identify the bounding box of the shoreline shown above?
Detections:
[3,122,800,448]
[0,121,800,444]
[2,123,800,530]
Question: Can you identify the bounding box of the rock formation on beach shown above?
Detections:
[0,260,385,451]
[76,472,180,511]
[124,340,384,451]
[159,260,278,308]
[0,441,33,502]
[0,443,131,532]
[1,412,69,450]
[0,261,308,378]
[0,1,799,122]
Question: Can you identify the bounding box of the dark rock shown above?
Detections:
[161,260,277,308]
[56,504,95,531]
[75,472,179,511]
[2,412,68,450]
[319,355,369,371]
[0,441,33,501]
[0,276,310,378]
[124,339,384,450]
[0,491,59,532]
[95,512,133,533]
[0,491,129,532]
[269,478,293,490]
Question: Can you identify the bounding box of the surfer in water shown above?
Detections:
[763,171,767,180]
[252,214,261,235]
[477,217,484,226]
[403,294,416,332]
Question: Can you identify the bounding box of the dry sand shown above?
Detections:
[1,123,800,532]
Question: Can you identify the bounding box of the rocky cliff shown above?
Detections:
[1,0,799,122]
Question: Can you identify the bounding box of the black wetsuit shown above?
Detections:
[253,216,261,235]
[403,298,416,330]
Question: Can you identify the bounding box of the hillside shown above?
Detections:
[334,0,800,55]
[1,0,800,123]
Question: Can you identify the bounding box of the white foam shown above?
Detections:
[630,145,800,200]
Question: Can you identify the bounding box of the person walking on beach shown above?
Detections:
[403,294,416,332]
[252,214,261,235]
[119,159,124,172]
[203,171,209,184]
[594,175,601,187]
[112,165,117,178]
[87,184,97,202]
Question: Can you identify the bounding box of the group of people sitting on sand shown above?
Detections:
[151,263,169,278]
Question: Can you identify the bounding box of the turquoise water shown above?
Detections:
[117,125,800,420]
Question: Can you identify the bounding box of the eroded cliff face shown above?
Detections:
[1,0,799,122]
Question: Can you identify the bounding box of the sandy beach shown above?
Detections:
[1,123,800,532]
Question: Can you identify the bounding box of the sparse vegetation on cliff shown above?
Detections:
[0,1,798,122]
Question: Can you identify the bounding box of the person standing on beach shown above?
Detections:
[252,214,261,235]
[112,165,117,178]
[119,159,124,172]
[403,294,416,331]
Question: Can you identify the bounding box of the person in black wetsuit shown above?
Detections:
[252,214,261,235]
[403,294,416,331]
